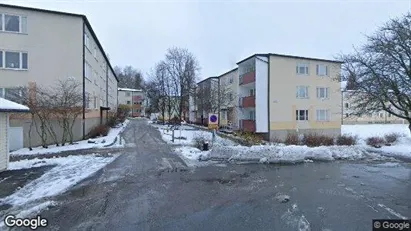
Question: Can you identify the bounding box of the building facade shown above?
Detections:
[0,4,118,149]
[118,88,144,117]
[192,77,219,125]
[193,53,343,141]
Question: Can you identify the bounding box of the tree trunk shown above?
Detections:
[408,122,411,134]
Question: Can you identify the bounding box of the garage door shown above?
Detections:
[9,127,23,151]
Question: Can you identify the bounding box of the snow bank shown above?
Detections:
[2,154,118,206]
[201,144,382,163]
[342,124,410,139]
[10,120,130,156]
[173,146,210,167]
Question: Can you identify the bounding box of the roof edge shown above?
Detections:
[217,67,238,78]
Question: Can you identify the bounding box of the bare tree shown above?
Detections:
[340,13,411,133]
[164,47,200,121]
[115,66,144,89]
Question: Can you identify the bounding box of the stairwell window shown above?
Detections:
[316,109,330,121]
[296,86,309,99]
[316,64,328,76]
[296,110,309,121]
[0,14,27,33]
[296,63,309,75]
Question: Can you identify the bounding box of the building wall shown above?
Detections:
[255,56,268,132]
[0,113,9,171]
[0,5,83,88]
[268,55,342,140]
[218,68,238,127]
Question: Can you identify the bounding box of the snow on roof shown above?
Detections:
[118,88,143,92]
[0,98,30,112]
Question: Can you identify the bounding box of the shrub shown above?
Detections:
[88,124,110,138]
[336,134,357,146]
[271,136,283,144]
[384,133,400,143]
[302,133,334,147]
[285,133,299,145]
[366,136,385,147]
[193,133,208,150]
[240,131,263,146]
[106,115,117,127]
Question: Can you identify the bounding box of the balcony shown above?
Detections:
[239,71,256,85]
[240,95,255,108]
[240,119,256,132]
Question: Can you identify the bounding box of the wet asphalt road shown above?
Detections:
[36,119,410,231]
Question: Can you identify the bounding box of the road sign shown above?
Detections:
[208,113,218,130]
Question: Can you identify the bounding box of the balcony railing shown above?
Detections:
[240,119,256,132]
[239,95,255,108]
[239,71,256,85]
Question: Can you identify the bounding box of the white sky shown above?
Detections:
[1,0,410,80]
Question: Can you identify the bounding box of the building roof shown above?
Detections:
[236,53,344,65]
[217,67,238,78]
[0,3,119,82]
[118,88,143,92]
[0,98,30,112]
[197,76,218,85]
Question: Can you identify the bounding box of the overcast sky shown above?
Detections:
[1,0,410,80]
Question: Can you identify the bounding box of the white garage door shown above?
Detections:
[9,127,23,151]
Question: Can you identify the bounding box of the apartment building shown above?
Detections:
[0,4,118,149]
[118,88,145,117]
[341,87,405,125]
[218,68,238,128]
[200,53,343,141]
[191,77,219,125]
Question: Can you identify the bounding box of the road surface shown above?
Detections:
[35,119,411,231]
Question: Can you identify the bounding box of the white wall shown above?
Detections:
[255,56,268,132]
[0,113,9,171]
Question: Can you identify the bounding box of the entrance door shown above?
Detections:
[9,127,23,151]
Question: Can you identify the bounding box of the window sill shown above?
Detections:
[0,67,28,71]
[296,97,309,99]
[0,30,28,35]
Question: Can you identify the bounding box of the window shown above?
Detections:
[93,46,97,59]
[249,89,255,96]
[84,33,90,50]
[296,86,309,98]
[296,110,309,121]
[22,53,28,69]
[316,64,328,76]
[1,14,27,33]
[84,62,92,80]
[388,113,392,117]
[0,51,2,68]
[345,113,349,118]
[345,103,349,108]
[93,94,97,109]
[126,92,131,97]
[94,71,98,85]
[296,63,309,75]
[229,77,233,84]
[85,93,91,108]
[316,109,330,121]
[379,112,384,118]
[4,51,28,69]
[229,92,233,101]
[249,110,256,120]
[127,100,131,105]
[316,87,329,99]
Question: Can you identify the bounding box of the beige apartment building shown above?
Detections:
[218,68,238,128]
[118,88,145,117]
[0,4,118,149]
[210,53,343,141]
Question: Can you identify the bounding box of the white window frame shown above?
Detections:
[0,13,27,33]
[296,86,309,99]
[316,64,329,76]
[296,63,309,75]
[249,110,256,120]
[0,50,28,70]
[296,109,309,121]
[316,109,330,121]
[93,46,97,59]
[84,33,91,50]
[316,87,329,99]
[84,61,92,80]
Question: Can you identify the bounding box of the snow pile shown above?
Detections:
[201,144,375,163]
[11,119,130,156]
[173,146,210,167]
[377,137,411,159]
[2,154,118,206]
[342,124,410,140]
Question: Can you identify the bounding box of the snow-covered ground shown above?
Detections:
[0,154,118,225]
[168,123,411,164]
[10,120,130,156]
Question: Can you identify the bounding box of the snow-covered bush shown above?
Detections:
[336,134,357,146]
[193,134,207,149]
[302,133,334,147]
[384,133,400,143]
[366,136,385,147]
[285,133,299,145]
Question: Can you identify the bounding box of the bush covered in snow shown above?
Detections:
[285,133,299,145]
[88,125,110,138]
[302,133,334,147]
[192,134,208,149]
[336,134,358,146]
[384,133,401,143]
[366,136,385,147]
